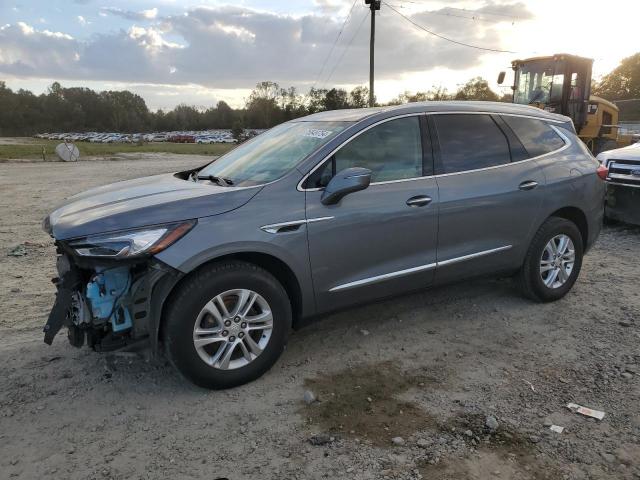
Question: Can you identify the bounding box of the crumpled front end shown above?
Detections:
[44,247,182,352]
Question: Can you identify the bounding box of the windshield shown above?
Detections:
[198,121,350,186]
[514,60,565,106]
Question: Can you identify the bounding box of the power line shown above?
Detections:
[450,6,520,20]
[389,0,521,21]
[386,2,505,24]
[320,9,370,90]
[384,2,518,54]
[308,0,360,93]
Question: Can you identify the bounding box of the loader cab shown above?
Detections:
[510,54,593,132]
[499,53,625,154]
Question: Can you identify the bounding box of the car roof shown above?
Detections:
[299,101,570,124]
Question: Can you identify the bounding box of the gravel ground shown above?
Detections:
[0,157,639,480]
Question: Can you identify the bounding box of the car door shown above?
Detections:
[430,113,547,283]
[303,114,439,312]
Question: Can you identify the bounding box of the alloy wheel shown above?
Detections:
[539,234,575,289]
[192,289,273,370]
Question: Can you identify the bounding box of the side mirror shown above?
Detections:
[321,167,371,205]
[497,71,506,85]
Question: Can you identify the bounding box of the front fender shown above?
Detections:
[154,211,317,328]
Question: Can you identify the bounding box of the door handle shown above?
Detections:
[519,180,539,191]
[406,195,432,207]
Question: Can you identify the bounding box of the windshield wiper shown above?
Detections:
[197,175,234,186]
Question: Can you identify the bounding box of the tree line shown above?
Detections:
[0,77,505,136]
[1,52,638,136]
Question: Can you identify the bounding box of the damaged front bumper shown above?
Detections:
[44,248,182,353]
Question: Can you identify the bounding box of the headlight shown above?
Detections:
[68,220,196,258]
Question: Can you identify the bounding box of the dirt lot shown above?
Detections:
[1,157,639,480]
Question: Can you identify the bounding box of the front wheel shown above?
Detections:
[518,217,584,302]
[163,261,292,389]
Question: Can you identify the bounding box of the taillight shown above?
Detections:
[596,164,608,180]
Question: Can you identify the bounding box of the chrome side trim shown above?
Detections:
[329,262,437,292]
[437,245,512,267]
[372,175,435,185]
[307,216,335,224]
[605,181,640,188]
[260,216,333,234]
[549,125,572,152]
[299,112,572,191]
[329,244,512,292]
[260,219,307,234]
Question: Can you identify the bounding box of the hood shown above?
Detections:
[47,173,261,240]
[597,142,640,163]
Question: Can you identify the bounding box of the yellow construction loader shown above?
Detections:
[498,53,633,154]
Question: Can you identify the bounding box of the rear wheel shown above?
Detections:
[518,217,583,302]
[163,261,291,389]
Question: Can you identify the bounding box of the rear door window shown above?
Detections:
[433,114,511,174]
[502,116,565,157]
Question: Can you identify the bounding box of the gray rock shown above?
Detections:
[391,436,405,446]
[416,438,430,448]
[621,372,633,380]
[308,434,332,446]
[464,430,474,437]
[619,320,632,327]
[601,452,616,463]
[485,416,499,431]
[303,390,316,405]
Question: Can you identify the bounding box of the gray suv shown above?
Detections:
[43,101,605,389]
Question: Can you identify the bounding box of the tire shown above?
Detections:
[517,217,584,302]
[163,261,292,389]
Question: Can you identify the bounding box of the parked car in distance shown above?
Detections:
[34,129,258,144]
[43,101,605,389]
[169,134,196,143]
[597,141,640,225]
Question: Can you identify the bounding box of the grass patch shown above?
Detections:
[0,140,235,161]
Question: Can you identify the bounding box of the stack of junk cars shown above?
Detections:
[34,129,265,144]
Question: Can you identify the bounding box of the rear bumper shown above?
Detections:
[605,184,640,226]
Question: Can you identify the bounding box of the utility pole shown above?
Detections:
[365,0,381,107]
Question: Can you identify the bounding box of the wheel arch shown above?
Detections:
[156,251,305,349]
[548,206,588,248]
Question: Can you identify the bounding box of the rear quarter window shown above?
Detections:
[502,116,565,157]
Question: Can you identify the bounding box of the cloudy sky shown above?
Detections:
[1,0,638,110]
